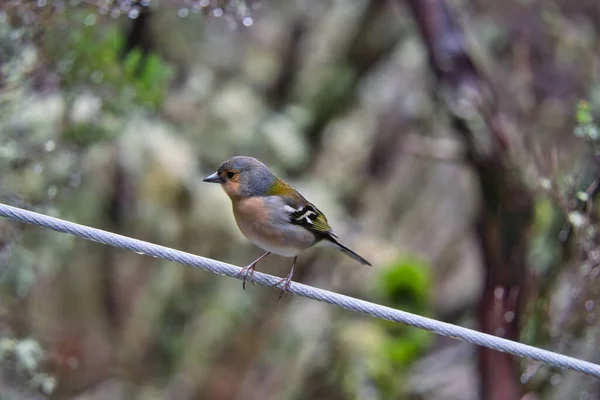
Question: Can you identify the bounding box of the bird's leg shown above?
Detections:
[238,252,270,290]
[275,256,297,300]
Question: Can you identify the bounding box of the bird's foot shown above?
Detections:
[237,264,256,290]
[273,271,294,301]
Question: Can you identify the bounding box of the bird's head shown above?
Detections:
[203,156,276,198]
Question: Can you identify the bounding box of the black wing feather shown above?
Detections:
[288,203,337,238]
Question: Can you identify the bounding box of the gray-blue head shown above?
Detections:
[203,156,277,198]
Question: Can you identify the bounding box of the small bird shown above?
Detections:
[203,156,371,296]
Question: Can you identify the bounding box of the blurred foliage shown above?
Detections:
[376,257,433,365]
[377,257,431,313]
[61,120,119,147]
[329,259,433,399]
[0,18,37,114]
[40,11,175,110]
[575,100,599,141]
[522,100,600,396]
[0,337,56,395]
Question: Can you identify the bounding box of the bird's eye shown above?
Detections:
[226,171,235,179]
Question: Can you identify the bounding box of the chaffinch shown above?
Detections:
[203,156,371,296]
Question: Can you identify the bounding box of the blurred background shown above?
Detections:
[1,0,600,399]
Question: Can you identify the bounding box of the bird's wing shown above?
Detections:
[282,192,338,239]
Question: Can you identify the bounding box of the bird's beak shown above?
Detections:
[203,172,223,184]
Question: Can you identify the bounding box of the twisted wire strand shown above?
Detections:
[0,202,599,377]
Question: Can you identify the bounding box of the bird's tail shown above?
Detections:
[325,237,372,266]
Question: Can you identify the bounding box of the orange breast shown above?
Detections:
[233,197,283,243]
[231,197,309,256]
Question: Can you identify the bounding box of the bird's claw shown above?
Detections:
[273,274,293,301]
[238,265,256,290]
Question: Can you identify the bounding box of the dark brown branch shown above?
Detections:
[405,1,534,399]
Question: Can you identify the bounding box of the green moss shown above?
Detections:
[574,100,599,140]
[376,256,431,313]
[384,328,432,366]
[329,255,435,399]
[576,100,594,125]
[377,257,433,366]
[532,198,554,234]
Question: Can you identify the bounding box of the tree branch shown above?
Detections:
[405,1,534,398]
